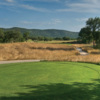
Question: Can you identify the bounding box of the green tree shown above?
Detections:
[79,27,92,43]
[4,30,23,43]
[54,37,63,40]
[86,17,100,46]
[30,37,38,41]
[23,32,30,41]
[44,37,53,41]
[95,31,100,48]
[38,36,44,41]
[79,17,100,47]
[0,29,4,42]
[63,37,70,40]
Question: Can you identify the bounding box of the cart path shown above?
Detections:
[0,60,40,64]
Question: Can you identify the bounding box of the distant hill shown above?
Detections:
[1,27,79,38]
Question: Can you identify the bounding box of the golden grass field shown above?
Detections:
[0,41,100,63]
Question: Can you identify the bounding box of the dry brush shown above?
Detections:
[0,42,100,63]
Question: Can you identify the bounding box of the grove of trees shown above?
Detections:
[30,36,71,41]
[79,17,100,48]
[0,29,29,43]
[0,29,72,43]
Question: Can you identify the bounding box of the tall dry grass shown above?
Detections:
[0,42,100,63]
[0,42,77,60]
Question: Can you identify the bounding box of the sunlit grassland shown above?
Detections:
[0,42,100,63]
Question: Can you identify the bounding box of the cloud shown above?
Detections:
[21,21,33,25]
[20,4,49,12]
[57,0,100,13]
[84,0,99,4]
[76,18,88,22]
[21,19,62,27]
[37,0,60,2]
[0,0,50,12]
[0,2,14,6]
[50,19,62,24]
[20,0,60,2]
[5,0,14,3]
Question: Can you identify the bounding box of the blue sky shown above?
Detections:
[0,0,100,32]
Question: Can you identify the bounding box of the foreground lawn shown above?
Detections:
[0,62,100,100]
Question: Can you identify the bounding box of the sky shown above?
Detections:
[0,0,100,32]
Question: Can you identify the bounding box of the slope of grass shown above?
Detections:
[0,62,100,100]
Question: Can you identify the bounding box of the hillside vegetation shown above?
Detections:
[1,27,79,38]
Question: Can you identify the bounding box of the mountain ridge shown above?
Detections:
[1,27,79,38]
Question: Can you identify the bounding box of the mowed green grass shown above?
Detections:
[0,62,100,100]
[34,40,74,44]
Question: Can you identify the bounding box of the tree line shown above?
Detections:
[30,36,72,41]
[0,29,30,43]
[78,17,100,48]
[0,29,72,43]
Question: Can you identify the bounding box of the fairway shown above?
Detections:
[0,62,100,100]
